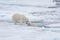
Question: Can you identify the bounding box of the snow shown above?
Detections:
[0,22,60,40]
[0,0,60,40]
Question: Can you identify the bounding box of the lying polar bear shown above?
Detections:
[12,13,34,26]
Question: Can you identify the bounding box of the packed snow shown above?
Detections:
[0,0,60,40]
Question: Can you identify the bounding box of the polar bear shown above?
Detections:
[12,13,34,26]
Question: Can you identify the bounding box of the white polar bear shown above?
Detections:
[12,13,34,26]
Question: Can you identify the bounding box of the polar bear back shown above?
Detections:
[12,14,27,21]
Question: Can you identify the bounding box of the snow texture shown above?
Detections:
[0,0,60,40]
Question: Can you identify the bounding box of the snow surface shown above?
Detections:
[0,0,60,40]
[0,22,60,40]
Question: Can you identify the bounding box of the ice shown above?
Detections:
[0,0,60,40]
[0,22,60,40]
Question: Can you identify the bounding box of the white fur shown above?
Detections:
[12,13,29,24]
[12,13,35,27]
